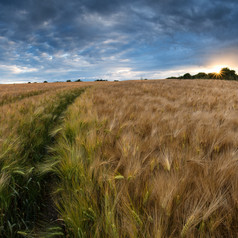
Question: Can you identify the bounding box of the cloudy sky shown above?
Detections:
[0,0,238,83]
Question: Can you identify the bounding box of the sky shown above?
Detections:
[0,0,238,83]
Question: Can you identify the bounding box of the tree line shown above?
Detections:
[167,67,238,80]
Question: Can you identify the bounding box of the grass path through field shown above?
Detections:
[0,87,85,237]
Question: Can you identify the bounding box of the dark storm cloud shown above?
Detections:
[0,0,238,82]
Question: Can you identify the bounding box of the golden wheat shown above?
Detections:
[1,79,238,237]
[53,79,238,237]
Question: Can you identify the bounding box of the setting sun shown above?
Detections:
[210,65,226,73]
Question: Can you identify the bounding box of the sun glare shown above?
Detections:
[210,65,226,74]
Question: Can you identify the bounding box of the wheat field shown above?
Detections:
[0,79,238,237]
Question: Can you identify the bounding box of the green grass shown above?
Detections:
[0,88,84,237]
[50,91,121,237]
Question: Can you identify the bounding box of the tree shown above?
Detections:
[167,76,177,79]
[193,72,208,79]
[95,79,108,81]
[208,73,217,79]
[183,73,192,79]
[220,67,237,80]
[166,67,238,81]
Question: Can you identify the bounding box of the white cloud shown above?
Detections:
[0,65,38,74]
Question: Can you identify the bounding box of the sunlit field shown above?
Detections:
[1,79,238,237]
[0,82,97,106]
